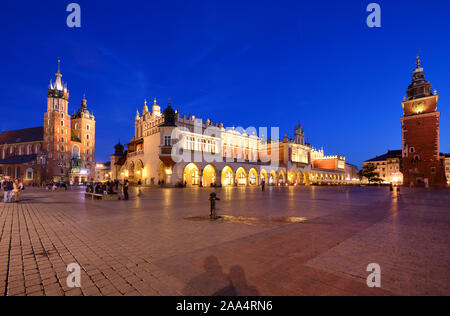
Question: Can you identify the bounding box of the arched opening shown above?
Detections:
[297,171,304,185]
[278,170,286,185]
[248,168,258,186]
[288,170,296,185]
[236,167,248,186]
[260,169,269,185]
[183,163,200,186]
[158,163,165,184]
[15,167,21,179]
[269,171,277,186]
[222,166,234,187]
[72,145,80,158]
[135,160,144,182]
[304,172,310,186]
[202,164,217,187]
[128,162,135,180]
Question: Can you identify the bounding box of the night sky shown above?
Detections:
[1,0,449,167]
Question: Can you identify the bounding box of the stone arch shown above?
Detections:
[135,160,144,182]
[288,170,296,185]
[297,171,304,185]
[278,170,286,185]
[248,168,259,186]
[183,163,201,186]
[269,170,277,185]
[236,167,248,186]
[303,171,310,186]
[222,165,234,187]
[260,169,269,184]
[202,164,218,187]
[158,162,165,183]
[128,161,135,180]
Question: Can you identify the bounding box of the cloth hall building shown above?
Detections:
[111,99,352,187]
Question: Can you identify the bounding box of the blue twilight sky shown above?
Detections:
[0,0,449,167]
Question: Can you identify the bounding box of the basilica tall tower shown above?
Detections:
[401,56,446,187]
[44,60,71,182]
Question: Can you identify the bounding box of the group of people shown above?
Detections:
[1,176,24,203]
[86,179,131,200]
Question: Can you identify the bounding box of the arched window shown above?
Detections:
[75,123,79,129]
[7,167,11,176]
[15,167,21,178]
[27,145,31,155]
[410,147,415,153]
[72,145,80,158]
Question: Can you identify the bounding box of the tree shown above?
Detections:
[358,164,383,184]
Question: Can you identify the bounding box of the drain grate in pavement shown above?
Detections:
[185,215,307,226]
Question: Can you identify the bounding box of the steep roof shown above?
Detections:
[0,154,38,165]
[366,150,402,162]
[0,127,43,145]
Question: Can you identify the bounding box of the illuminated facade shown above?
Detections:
[113,99,350,187]
[401,57,446,187]
[363,150,403,185]
[0,61,95,183]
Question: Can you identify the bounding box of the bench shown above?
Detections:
[84,193,119,201]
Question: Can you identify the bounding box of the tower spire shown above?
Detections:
[56,59,62,78]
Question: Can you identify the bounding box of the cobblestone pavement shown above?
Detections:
[0,186,449,296]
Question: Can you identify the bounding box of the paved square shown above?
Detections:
[0,186,449,296]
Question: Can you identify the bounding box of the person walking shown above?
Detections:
[138,179,142,195]
[13,178,24,203]
[123,179,129,200]
[3,176,14,203]
[261,178,266,192]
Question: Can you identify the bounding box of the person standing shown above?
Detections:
[123,179,129,200]
[261,178,266,192]
[138,179,142,195]
[3,176,14,203]
[13,178,24,203]
[0,177,4,202]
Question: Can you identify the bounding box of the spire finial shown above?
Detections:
[416,51,421,69]
[56,59,62,77]
[168,98,172,107]
[154,98,157,105]
[144,99,147,106]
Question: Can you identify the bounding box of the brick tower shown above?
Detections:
[401,56,446,187]
[44,60,71,182]
[71,95,96,181]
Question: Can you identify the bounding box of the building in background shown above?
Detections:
[95,162,111,182]
[344,163,359,184]
[111,99,352,187]
[0,61,95,184]
[400,57,446,187]
[363,150,403,185]
[445,154,450,184]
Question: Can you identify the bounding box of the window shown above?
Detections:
[87,124,90,131]
[225,171,233,186]
[26,169,33,180]
[86,134,90,140]
[164,136,171,146]
[238,172,246,185]
[191,170,199,185]
[61,121,64,127]
[410,147,415,153]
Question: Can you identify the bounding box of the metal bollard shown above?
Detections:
[209,192,220,220]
